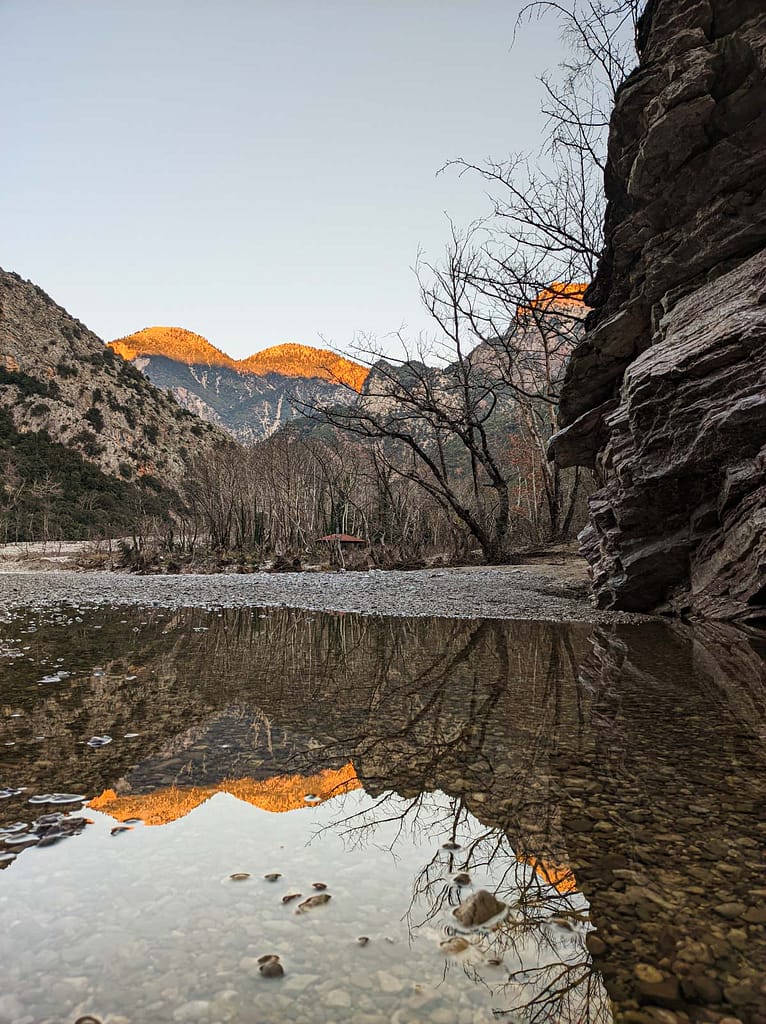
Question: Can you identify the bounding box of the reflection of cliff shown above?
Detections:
[90,762,360,824]
[550,624,766,1020]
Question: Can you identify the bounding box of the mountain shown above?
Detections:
[0,269,229,538]
[108,328,369,443]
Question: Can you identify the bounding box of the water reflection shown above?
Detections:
[0,607,764,1024]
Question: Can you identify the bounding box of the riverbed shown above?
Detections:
[0,564,641,623]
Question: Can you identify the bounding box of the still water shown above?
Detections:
[0,607,764,1024]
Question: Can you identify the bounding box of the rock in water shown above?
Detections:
[297,893,331,912]
[258,955,284,978]
[452,889,506,928]
[440,936,470,955]
[548,0,766,624]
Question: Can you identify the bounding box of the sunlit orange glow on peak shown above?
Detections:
[89,763,360,826]
[518,282,589,319]
[523,856,578,894]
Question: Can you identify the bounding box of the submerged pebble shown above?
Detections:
[440,936,470,955]
[297,894,331,913]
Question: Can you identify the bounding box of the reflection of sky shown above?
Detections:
[0,1,574,357]
[0,787,609,1023]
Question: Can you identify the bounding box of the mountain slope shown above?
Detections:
[0,269,227,491]
[108,329,369,443]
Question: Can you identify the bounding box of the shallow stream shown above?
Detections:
[0,607,764,1024]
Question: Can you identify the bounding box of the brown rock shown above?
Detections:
[586,933,608,957]
[452,889,507,928]
[637,977,683,1008]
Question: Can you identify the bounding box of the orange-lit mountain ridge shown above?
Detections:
[110,326,238,369]
[109,327,368,390]
[108,328,370,442]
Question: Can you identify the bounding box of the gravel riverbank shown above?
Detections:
[0,565,646,623]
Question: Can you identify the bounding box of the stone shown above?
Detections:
[260,960,284,978]
[586,933,607,956]
[636,964,666,984]
[324,989,351,1008]
[636,977,682,1009]
[713,902,746,919]
[172,1001,210,1021]
[742,906,766,925]
[452,889,506,928]
[724,984,757,1007]
[440,936,470,955]
[681,974,723,1003]
[376,971,403,994]
[296,893,331,912]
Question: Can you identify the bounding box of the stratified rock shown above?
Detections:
[549,0,766,623]
[452,889,506,928]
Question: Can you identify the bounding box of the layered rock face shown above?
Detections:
[549,0,766,622]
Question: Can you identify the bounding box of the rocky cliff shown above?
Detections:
[549,0,766,623]
[0,270,227,487]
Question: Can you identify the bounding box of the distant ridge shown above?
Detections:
[109,328,368,391]
[110,326,236,368]
[238,342,368,391]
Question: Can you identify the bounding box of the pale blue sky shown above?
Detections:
[1,1,566,358]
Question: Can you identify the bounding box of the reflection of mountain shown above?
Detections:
[90,762,360,824]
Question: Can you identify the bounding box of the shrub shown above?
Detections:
[56,361,78,379]
[85,406,105,432]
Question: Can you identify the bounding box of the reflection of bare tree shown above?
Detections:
[321,787,609,1024]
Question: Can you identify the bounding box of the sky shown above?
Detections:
[1,0,568,358]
